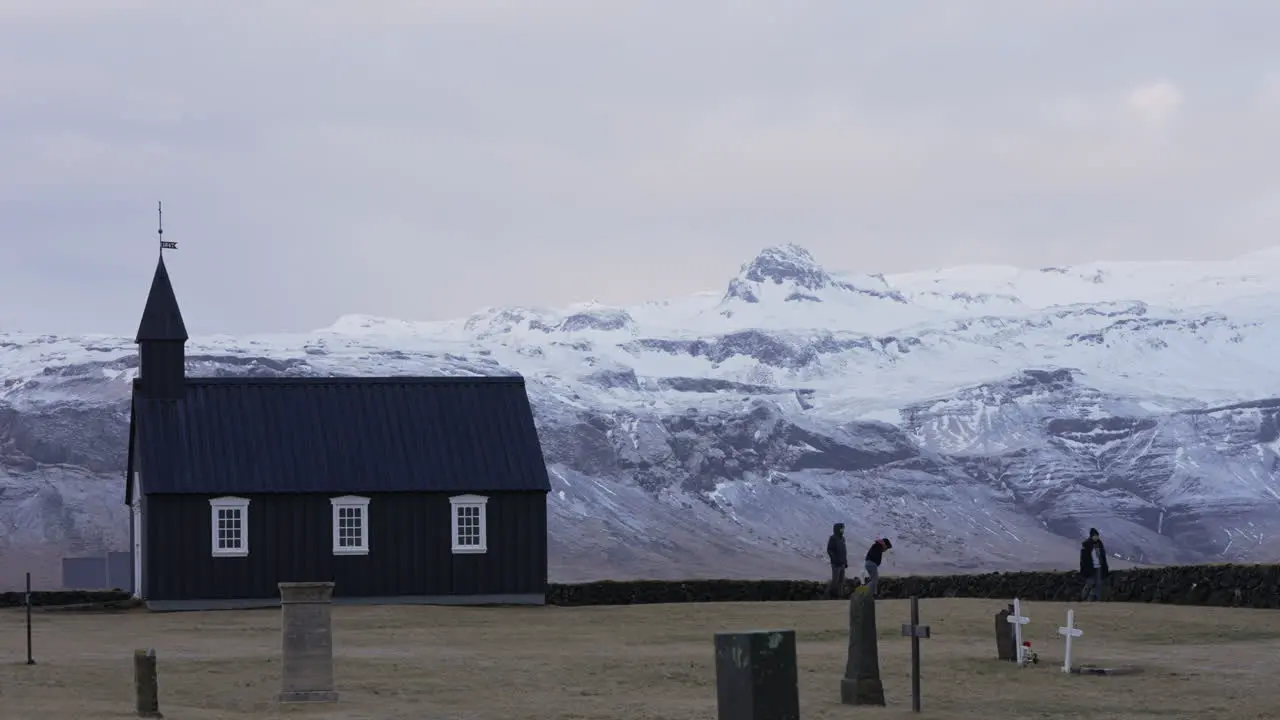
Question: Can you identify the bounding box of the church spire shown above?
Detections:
[135,254,188,343]
[135,204,187,399]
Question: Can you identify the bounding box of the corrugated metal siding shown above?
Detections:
[451,489,548,595]
[132,376,552,495]
[145,491,547,602]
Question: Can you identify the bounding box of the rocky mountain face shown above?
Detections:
[4,243,1280,589]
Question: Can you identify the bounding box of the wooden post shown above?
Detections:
[899,596,932,713]
[25,572,35,665]
[133,648,163,718]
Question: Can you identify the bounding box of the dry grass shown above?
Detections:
[2,598,1278,719]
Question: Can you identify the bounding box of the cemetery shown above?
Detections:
[3,582,1279,719]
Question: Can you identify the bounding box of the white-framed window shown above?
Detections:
[330,495,370,555]
[209,496,250,557]
[450,494,488,554]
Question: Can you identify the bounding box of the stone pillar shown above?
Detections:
[841,585,885,705]
[277,581,338,703]
[133,648,162,718]
[995,604,1016,662]
[713,629,799,720]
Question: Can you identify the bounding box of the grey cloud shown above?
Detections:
[1,1,1279,335]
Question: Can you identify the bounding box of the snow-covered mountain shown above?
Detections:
[4,243,1280,588]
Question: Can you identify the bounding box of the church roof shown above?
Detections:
[125,375,553,501]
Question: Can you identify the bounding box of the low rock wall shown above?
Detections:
[0,590,133,608]
[6,564,1278,608]
[545,564,1280,608]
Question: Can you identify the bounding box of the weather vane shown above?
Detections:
[158,201,177,253]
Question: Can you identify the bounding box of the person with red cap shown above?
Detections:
[863,537,892,596]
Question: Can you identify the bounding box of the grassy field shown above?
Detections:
[1,597,1278,719]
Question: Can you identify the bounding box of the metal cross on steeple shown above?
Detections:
[158,201,177,253]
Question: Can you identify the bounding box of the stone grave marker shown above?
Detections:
[994,603,1016,661]
[277,581,339,703]
[840,585,885,706]
[1006,599,1030,666]
[1058,609,1084,673]
[713,629,799,720]
[899,595,932,713]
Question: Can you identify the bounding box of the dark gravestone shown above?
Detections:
[713,630,800,720]
[841,585,885,705]
[994,604,1016,661]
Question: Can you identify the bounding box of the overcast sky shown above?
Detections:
[2,1,1278,336]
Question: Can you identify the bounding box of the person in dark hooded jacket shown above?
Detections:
[826,523,848,598]
[1079,527,1110,601]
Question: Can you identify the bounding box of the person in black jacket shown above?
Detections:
[826,523,848,598]
[863,537,892,596]
[1079,528,1110,601]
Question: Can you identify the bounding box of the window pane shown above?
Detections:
[336,506,364,548]
[215,507,243,549]
[456,504,482,546]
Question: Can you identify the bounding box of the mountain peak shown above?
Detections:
[724,244,835,303]
[742,244,828,286]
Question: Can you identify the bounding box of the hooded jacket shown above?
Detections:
[827,524,848,567]
[1079,536,1110,577]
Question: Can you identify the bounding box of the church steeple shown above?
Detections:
[135,253,188,399]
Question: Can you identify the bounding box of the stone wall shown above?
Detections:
[544,564,1280,608]
[546,579,831,606]
[0,590,132,608]
[7,564,1279,608]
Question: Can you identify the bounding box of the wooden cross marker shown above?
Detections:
[1058,609,1084,673]
[1006,598,1030,666]
[899,595,932,713]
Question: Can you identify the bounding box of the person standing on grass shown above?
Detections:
[826,523,848,599]
[863,537,892,596]
[1079,527,1110,601]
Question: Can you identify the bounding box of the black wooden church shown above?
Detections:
[125,253,552,611]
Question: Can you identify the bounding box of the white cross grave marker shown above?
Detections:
[1006,598,1030,665]
[1058,609,1084,673]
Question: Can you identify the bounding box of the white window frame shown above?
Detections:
[209,496,250,558]
[330,495,371,555]
[450,494,488,554]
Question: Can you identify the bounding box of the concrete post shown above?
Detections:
[276,581,339,703]
[133,648,162,718]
